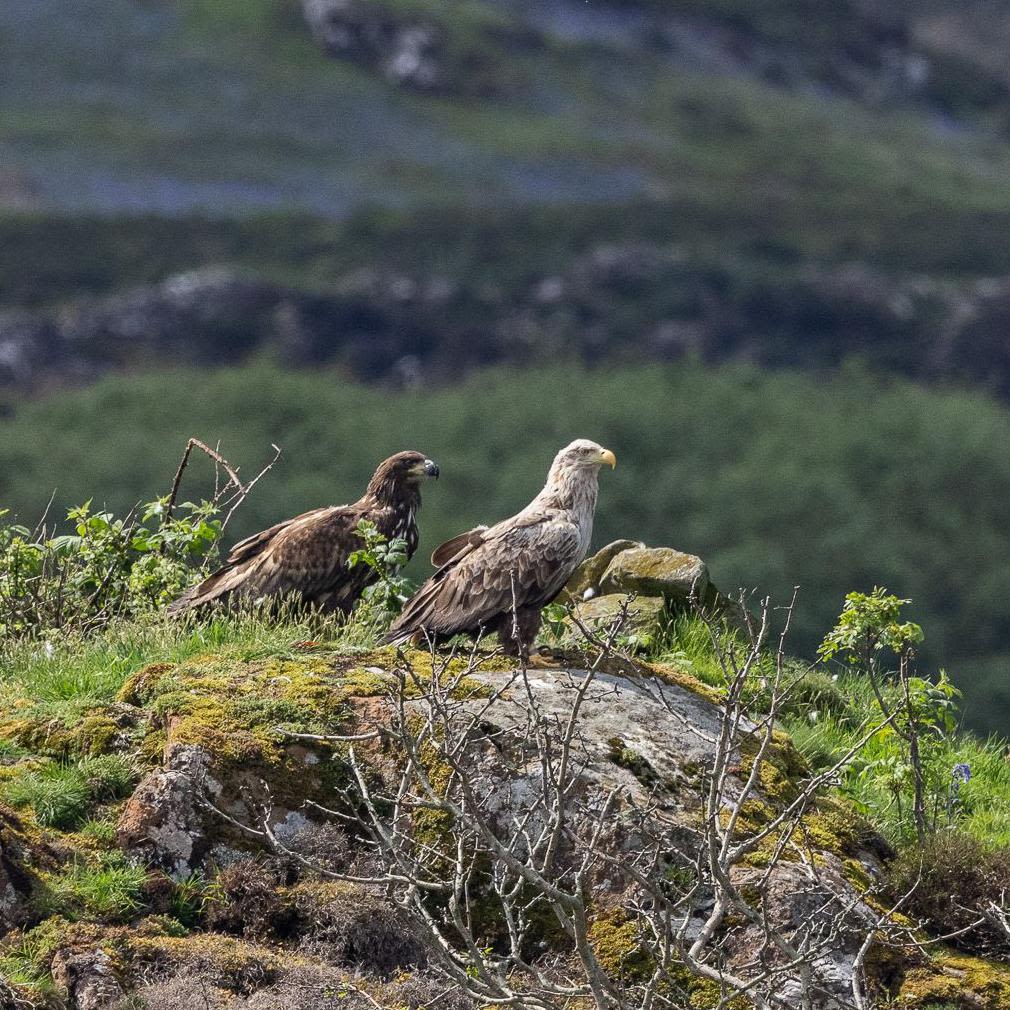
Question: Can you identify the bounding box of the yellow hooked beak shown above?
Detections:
[599,448,617,469]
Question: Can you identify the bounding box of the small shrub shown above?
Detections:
[78,817,117,844]
[295,888,425,976]
[282,822,353,876]
[42,854,147,922]
[4,764,91,829]
[776,665,848,721]
[347,519,415,625]
[201,860,295,940]
[125,972,232,1010]
[886,831,1010,956]
[393,974,477,1010]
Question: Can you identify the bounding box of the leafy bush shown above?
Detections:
[0,497,221,640]
[347,519,416,624]
[819,589,962,843]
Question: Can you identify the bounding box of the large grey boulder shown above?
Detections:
[569,593,667,647]
[563,539,644,601]
[51,947,124,1010]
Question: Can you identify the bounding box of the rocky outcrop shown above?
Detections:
[599,545,709,602]
[727,854,882,1005]
[300,0,514,96]
[117,744,220,878]
[50,948,124,1010]
[302,0,446,91]
[570,593,667,647]
[0,626,1001,1008]
[10,250,1010,399]
[0,806,42,931]
[563,540,741,648]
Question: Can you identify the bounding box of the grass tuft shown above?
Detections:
[3,754,136,829]
[40,852,147,922]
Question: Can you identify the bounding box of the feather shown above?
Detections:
[430,526,488,567]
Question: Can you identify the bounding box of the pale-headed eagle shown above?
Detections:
[384,439,615,656]
[168,451,439,615]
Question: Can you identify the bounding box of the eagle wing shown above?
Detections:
[429,525,489,567]
[168,505,361,613]
[387,511,582,642]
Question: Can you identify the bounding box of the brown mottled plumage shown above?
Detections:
[168,451,439,615]
[384,439,616,656]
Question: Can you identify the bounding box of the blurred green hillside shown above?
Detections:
[9,2,1010,395]
[4,360,1010,736]
[5,0,1010,213]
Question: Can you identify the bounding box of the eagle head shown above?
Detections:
[373,450,440,487]
[552,439,617,473]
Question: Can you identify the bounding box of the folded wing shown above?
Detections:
[387,513,581,643]
[168,506,353,613]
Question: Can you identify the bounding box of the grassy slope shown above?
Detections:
[3,360,1010,732]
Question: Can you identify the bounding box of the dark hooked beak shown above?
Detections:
[423,459,440,479]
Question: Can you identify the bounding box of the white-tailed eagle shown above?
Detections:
[385,439,615,656]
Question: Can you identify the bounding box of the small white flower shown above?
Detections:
[582,587,597,601]
[43,641,55,658]
[808,710,819,724]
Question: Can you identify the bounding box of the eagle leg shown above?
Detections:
[497,607,543,659]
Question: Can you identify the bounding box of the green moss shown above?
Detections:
[117,663,177,706]
[842,857,873,892]
[588,911,654,984]
[606,737,660,788]
[898,952,1010,1008]
[687,978,751,1010]
[0,913,325,1004]
[800,796,870,856]
[0,703,137,761]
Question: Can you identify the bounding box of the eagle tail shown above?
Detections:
[383,576,448,645]
[167,562,249,615]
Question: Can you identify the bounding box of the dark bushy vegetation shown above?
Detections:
[11,202,1010,398]
[886,832,1010,958]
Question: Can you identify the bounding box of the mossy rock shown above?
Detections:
[0,803,52,930]
[568,593,667,649]
[601,547,709,603]
[588,910,654,983]
[562,539,644,602]
[897,952,1010,1008]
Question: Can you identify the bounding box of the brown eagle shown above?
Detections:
[384,439,616,656]
[168,451,439,615]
